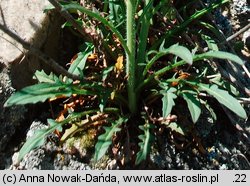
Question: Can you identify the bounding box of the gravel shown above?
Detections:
[8,121,91,170]
[0,65,27,169]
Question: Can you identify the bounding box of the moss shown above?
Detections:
[64,128,97,157]
[90,154,110,169]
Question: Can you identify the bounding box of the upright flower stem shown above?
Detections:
[126,0,137,114]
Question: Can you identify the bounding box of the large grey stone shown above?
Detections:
[0,0,64,169]
[9,121,91,170]
[0,0,50,64]
[0,0,63,89]
[0,65,26,169]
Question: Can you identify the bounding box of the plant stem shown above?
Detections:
[136,60,186,92]
[137,0,152,85]
[62,3,130,56]
[151,0,229,50]
[126,0,137,114]
[103,0,109,12]
[136,49,230,92]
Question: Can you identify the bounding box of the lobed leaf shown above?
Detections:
[62,3,129,55]
[135,123,154,165]
[94,117,128,161]
[68,46,93,76]
[195,51,244,65]
[202,34,219,51]
[166,122,185,136]
[4,79,99,107]
[182,92,201,123]
[167,44,193,65]
[161,87,177,118]
[144,44,193,76]
[18,119,62,162]
[197,83,247,119]
[33,70,59,83]
[18,109,114,162]
[4,83,72,107]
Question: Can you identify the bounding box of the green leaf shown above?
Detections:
[18,109,112,162]
[43,4,55,13]
[94,117,128,161]
[18,119,62,162]
[197,83,247,119]
[60,124,79,142]
[166,122,186,135]
[161,87,177,118]
[144,44,193,76]
[62,3,129,55]
[200,99,217,121]
[43,1,73,13]
[61,19,82,28]
[209,74,239,96]
[167,44,193,65]
[4,82,72,107]
[199,22,225,42]
[195,51,244,65]
[4,78,101,107]
[108,0,126,25]
[182,92,201,123]
[33,70,59,83]
[101,66,114,81]
[135,123,154,165]
[99,90,111,112]
[68,46,93,76]
[151,0,230,50]
[202,34,219,51]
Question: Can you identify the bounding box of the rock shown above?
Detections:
[0,0,63,89]
[9,121,91,170]
[244,35,250,50]
[0,65,27,169]
[0,0,50,64]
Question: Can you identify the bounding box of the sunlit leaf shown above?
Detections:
[68,45,93,76]
[182,92,201,123]
[195,51,244,65]
[4,83,72,106]
[60,124,79,142]
[4,80,97,107]
[196,83,246,119]
[166,122,185,136]
[202,34,219,51]
[167,44,193,65]
[161,87,177,118]
[33,70,59,83]
[145,44,193,76]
